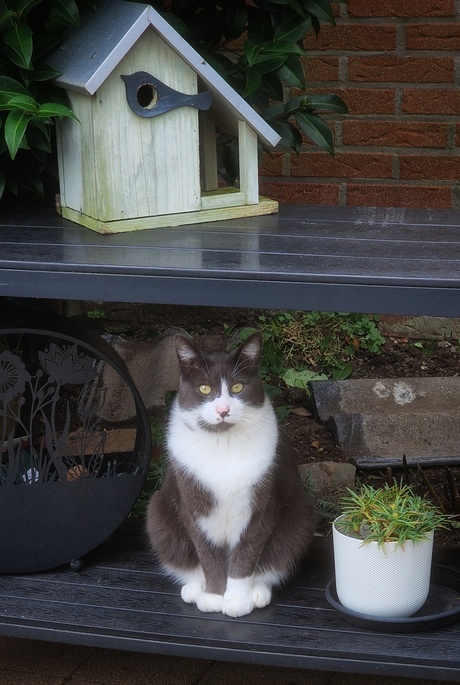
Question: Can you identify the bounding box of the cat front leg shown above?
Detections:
[177,566,225,612]
[190,541,227,613]
[179,567,206,604]
[222,576,255,617]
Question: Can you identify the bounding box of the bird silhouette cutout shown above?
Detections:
[121,71,212,118]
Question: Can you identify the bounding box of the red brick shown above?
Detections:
[259,152,284,176]
[259,181,339,205]
[347,0,455,17]
[343,121,449,148]
[308,87,395,114]
[347,183,452,208]
[304,24,397,51]
[348,57,455,83]
[291,152,393,179]
[402,88,460,115]
[405,23,460,50]
[456,124,460,146]
[304,56,339,82]
[306,88,395,115]
[400,155,460,180]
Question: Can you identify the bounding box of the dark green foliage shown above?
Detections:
[0,0,91,202]
[152,0,348,182]
[0,0,347,200]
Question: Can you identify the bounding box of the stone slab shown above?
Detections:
[99,329,182,422]
[310,378,460,461]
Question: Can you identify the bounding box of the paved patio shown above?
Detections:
[0,636,445,685]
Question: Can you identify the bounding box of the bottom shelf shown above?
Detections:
[1,520,460,681]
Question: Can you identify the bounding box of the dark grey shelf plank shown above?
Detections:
[1,524,460,681]
[1,204,460,315]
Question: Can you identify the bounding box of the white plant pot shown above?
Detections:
[332,515,434,618]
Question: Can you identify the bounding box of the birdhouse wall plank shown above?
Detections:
[238,121,259,205]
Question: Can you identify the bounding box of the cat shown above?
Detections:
[146,331,316,618]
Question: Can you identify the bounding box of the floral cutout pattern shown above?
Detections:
[1,340,139,487]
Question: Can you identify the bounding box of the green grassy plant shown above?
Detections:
[336,482,452,548]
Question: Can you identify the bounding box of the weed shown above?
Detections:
[237,311,385,391]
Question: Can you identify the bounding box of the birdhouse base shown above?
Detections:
[61,197,279,235]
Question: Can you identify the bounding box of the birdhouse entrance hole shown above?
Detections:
[136,83,158,110]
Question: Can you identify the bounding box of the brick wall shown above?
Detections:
[260,0,460,209]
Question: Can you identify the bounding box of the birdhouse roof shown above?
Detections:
[48,0,280,148]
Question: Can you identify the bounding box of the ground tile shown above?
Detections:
[70,650,212,685]
[3,673,65,685]
[200,661,333,685]
[330,673,442,685]
[0,637,93,677]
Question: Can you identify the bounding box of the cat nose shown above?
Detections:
[216,404,230,418]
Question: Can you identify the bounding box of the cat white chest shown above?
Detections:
[199,485,253,548]
[168,398,277,549]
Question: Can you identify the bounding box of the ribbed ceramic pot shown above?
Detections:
[332,515,434,618]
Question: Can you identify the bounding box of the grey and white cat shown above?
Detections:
[146,331,315,618]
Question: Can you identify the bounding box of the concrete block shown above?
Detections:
[310,377,460,462]
[311,377,460,418]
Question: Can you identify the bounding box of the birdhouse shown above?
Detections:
[48,0,281,234]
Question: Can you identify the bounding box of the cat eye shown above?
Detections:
[199,384,212,395]
[231,382,244,394]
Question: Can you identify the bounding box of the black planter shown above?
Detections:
[0,309,151,573]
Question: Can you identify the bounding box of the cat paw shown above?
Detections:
[196,592,224,613]
[181,582,204,604]
[222,596,254,618]
[252,583,272,608]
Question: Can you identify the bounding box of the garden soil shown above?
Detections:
[85,303,460,544]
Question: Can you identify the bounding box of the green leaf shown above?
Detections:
[276,55,305,89]
[245,39,303,70]
[36,102,79,121]
[3,23,33,69]
[243,67,263,97]
[262,101,287,121]
[4,108,33,159]
[283,367,328,390]
[0,9,15,29]
[258,72,284,101]
[224,0,248,38]
[274,15,312,43]
[270,119,303,151]
[302,93,348,113]
[283,94,308,115]
[30,62,62,82]
[302,0,336,24]
[27,121,51,152]
[295,111,334,154]
[0,76,30,100]
[17,0,41,14]
[0,94,38,113]
[49,0,80,27]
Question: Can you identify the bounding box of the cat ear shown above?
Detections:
[235,331,263,367]
[175,334,204,370]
